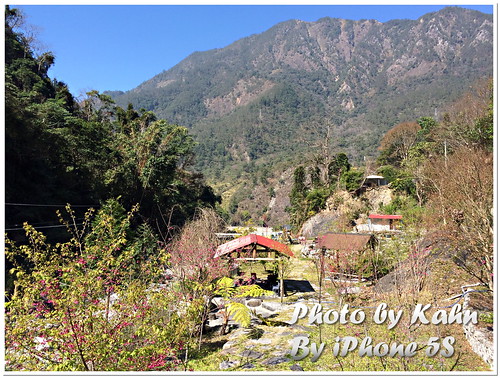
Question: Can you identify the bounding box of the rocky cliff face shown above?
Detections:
[110,7,492,175]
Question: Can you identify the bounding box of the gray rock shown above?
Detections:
[219,360,239,370]
[207,318,224,328]
[246,299,262,307]
[212,297,225,307]
[262,301,282,312]
[262,356,291,365]
[252,338,273,345]
[222,340,238,350]
[338,286,361,295]
[220,347,239,356]
[271,349,289,357]
[290,364,304,371]
[290,325,311,331]
[240,350,264,359]
[241,363,255,369]
[228,328,251,339]
[254,308,274,318]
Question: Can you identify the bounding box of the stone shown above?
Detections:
[220,347,239,356]
[246,299,262,307]
[262,356,291,365]
[271,350,288,357]
[240,350,264,359]
[254,308,274,318]
[212,297,225,307]
[253,338,273,345]
[228,328,251,339]
[241,363,255,369]
[338,286,361,295]
[222,340,238,350]
[290,364,304,371]
[262,301,282,312]
[207,318,223,328]
[219,360,239,370]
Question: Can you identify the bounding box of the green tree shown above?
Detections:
[328,152,351,187]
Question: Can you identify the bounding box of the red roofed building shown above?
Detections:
[356,214,403,233]
[214,234,294,260]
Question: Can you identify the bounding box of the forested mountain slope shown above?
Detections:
[5,6,218,240]
[109,7,493,176]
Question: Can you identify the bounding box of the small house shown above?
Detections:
[355,175,388,195]
[364,175,388,187]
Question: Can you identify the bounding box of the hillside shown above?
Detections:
[109,6,492,173]
[107,7,493,226]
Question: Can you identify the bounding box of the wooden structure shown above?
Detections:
[369,214,402,231]
[316,232,377,254]
[214,234,294,260]
[316,233,379,280]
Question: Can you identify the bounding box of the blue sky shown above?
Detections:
[15,4,494,96]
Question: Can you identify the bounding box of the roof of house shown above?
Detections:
[214,234,294,259]
[369,214,403,220]
[316,233,376,252]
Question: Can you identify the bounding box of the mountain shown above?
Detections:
[108,6,493,224]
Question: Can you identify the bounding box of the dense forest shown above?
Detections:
[5,6,219,242]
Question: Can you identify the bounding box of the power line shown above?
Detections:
[6,203,98,208]
[6,218,86,229]
[5,223,84,231]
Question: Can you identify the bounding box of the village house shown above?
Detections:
[355,174,388,195]
[356,214,403,233]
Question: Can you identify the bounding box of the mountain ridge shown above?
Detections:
[107,6,492,181]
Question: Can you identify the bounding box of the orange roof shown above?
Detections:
[316,233,376,252]
[214,234,294,258]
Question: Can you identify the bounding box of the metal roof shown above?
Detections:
[316,233,376,252]
[369,214,403,220]
[214,234,294,258]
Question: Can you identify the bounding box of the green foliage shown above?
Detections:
[376,165,400,183]
[380,195,425,227]
[305,188,331,214]
[328,152,351,183]
[341,169,365,192]
[389,176,416,197]
[5,201,186,371]
[234,284,274,298]
[5,7,218,243]
[225,302,252,328]
[215,277,236,298]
